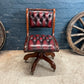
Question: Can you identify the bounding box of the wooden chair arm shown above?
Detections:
[24,36,29,52]
[52,36,59,52]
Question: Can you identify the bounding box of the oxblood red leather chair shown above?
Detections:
[24,8,59,74]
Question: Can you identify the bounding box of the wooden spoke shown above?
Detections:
[81,43,84,51]
[74,37,84,45]
[71,33,84,37]
[73,25,84,32]
[79,18,84,26]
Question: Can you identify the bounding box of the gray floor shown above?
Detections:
[0,50,84,84]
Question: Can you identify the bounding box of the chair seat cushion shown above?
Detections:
[24,35,59,52]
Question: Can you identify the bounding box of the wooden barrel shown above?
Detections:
[0,21,6,50]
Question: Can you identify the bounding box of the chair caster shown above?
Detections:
[31,72,34,75]
[51,63,56,72]
[53,69,55,72]
[52,57,54,59]
[25,60,29,63]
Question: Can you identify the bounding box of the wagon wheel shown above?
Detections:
[0,21,6,50]
[67,12,84,55]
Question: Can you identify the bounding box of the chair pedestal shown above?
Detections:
[24,52,56,75]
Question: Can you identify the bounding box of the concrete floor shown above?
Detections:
[0,49,84,84]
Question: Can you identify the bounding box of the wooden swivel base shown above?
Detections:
[24,52,56,75]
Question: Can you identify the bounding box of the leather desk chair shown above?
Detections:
[24,8,59,74]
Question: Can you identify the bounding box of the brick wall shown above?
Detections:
[0,0,84,50]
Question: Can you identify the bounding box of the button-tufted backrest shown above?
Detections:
[26,8,56,36]
[29,11,53,28]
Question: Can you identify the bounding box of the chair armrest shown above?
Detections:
[24,36,29,52]
[52,36,59,52]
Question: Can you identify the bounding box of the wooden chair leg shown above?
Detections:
[45,52,55,59]
[24,52,38,61]
[24,52,56,74]
[43,55,56,71]
[31,57,40,75]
